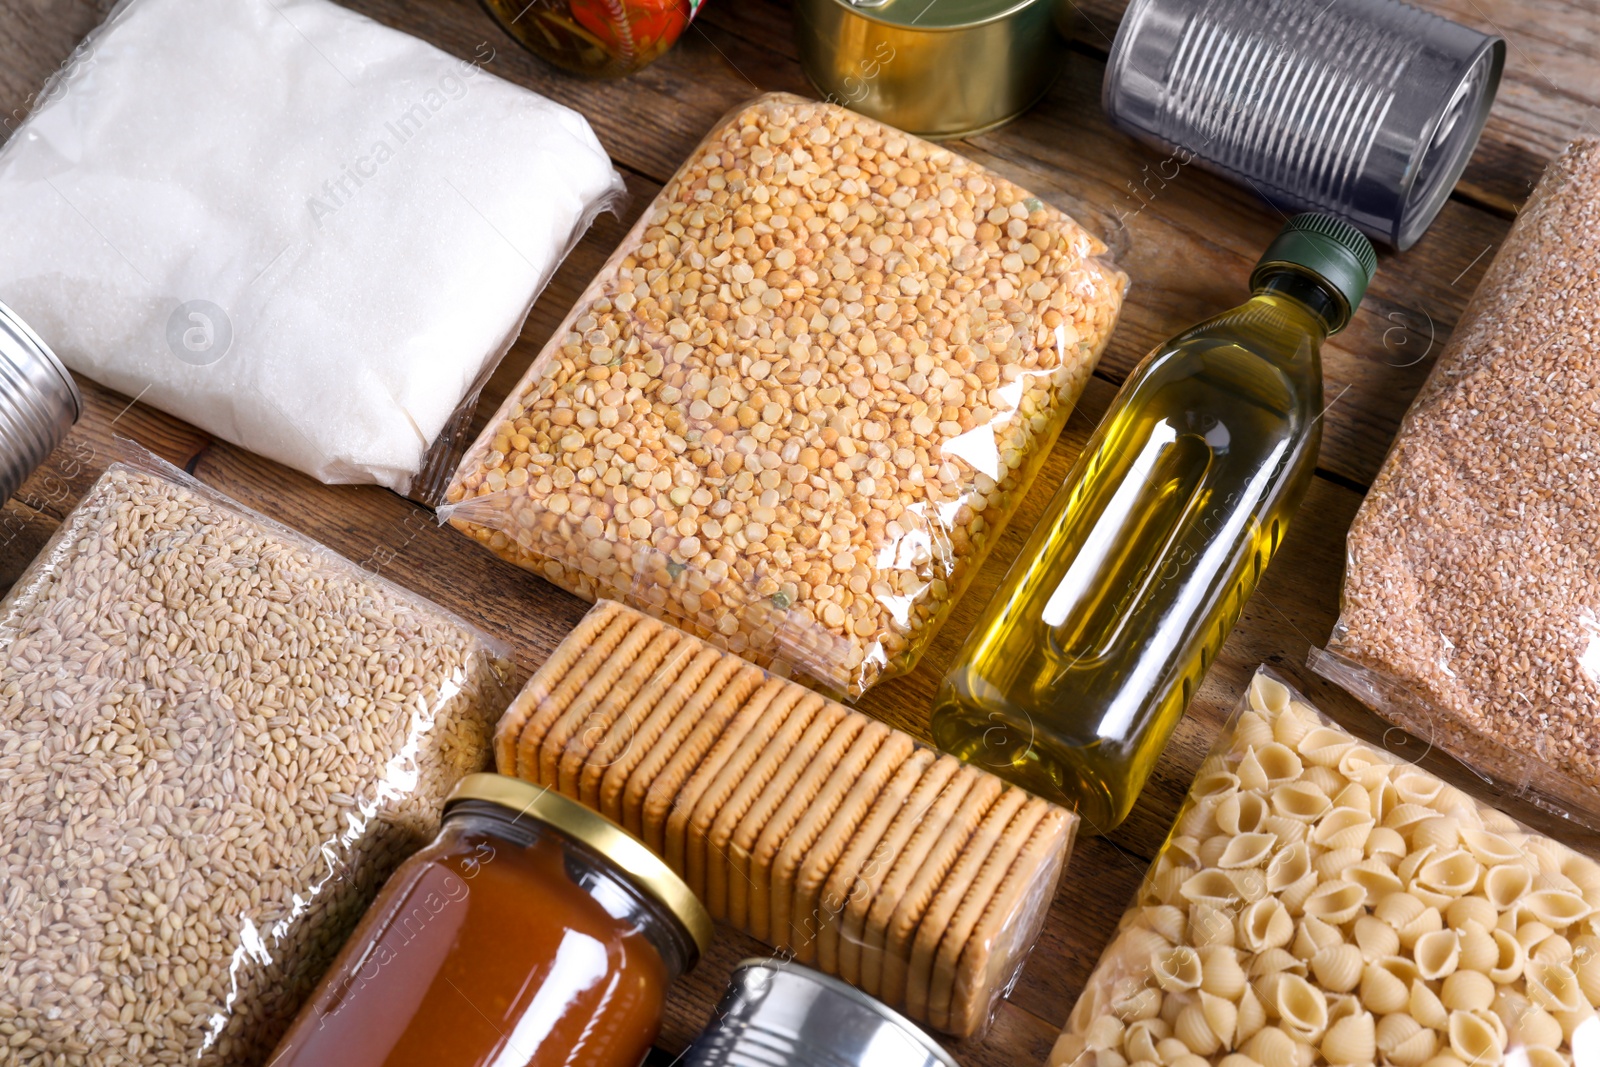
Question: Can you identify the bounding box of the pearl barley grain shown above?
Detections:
[0,466,511,1065]
[446,93,1126,694]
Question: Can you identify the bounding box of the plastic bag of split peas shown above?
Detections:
[441,92,1128,696]
[1051,667,1600,1067]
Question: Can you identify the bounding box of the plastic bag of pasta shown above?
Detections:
[1051,667,1600,1067]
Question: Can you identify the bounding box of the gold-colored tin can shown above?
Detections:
[794,0,1072,139]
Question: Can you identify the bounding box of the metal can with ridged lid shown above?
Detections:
[1102,0,1504,248]
[794,0,1073,140]
[0,300,80,505]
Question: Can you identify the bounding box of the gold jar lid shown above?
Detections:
[831,0,1046,30]
[444,773,713,957]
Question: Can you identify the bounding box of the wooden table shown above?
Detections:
[3,1,1597,1063]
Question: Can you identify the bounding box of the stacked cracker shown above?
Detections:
[496,600,1077,1037]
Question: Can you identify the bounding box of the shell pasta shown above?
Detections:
[1052,669,1600,1067]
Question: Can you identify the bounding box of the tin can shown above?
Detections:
[0,301,81,505]
[794,0,1071,139]
[684,959,957,1067]
[1102,0,1504,248]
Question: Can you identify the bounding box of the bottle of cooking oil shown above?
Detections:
[932,214,1376,832]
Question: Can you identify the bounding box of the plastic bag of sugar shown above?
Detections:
[0,0,623,493]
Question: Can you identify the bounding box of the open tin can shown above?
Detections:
[0,300,80,505]
[795,0,1072,139]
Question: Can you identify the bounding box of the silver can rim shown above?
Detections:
[730,957,960,1066]
[1100,0,1158,119]
[1394,36,1503,249]
[0,299,82,422]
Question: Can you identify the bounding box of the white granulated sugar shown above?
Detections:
[0,0,622,491]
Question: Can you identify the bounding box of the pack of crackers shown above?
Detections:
[495,600,1077,1038]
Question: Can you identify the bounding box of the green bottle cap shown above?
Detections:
[1250,213,1378,327]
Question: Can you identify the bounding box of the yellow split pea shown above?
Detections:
[446,93,1125,694]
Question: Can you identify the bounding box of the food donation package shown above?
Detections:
[1314,138,1600,830]
[493,599,1078,1037]
[1052,668,1600,1067]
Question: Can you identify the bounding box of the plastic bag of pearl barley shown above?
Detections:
[0,451,514,1065]
[1051,667,1600,1067]
[0,0,623,496]
[442,92,1128,696]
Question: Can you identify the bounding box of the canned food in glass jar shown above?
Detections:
[685,959,958,1067]
[266,774,712,1067]
[483,0,703,78]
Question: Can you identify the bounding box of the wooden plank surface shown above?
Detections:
[2,0,1597,1064]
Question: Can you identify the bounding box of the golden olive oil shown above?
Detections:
[932,215,1376,831]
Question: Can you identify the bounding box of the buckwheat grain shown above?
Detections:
[1332,138,1600,815]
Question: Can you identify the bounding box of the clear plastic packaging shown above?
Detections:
[493,598,1077,1038]
[1051,667,1600,1067]
[1313,138,1600,831]
[442,92,1127,695]
[0,0,624,496]
[0,457,514,1065]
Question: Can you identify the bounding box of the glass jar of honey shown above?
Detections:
[265,773,712,1067]
[482,0,702,79]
